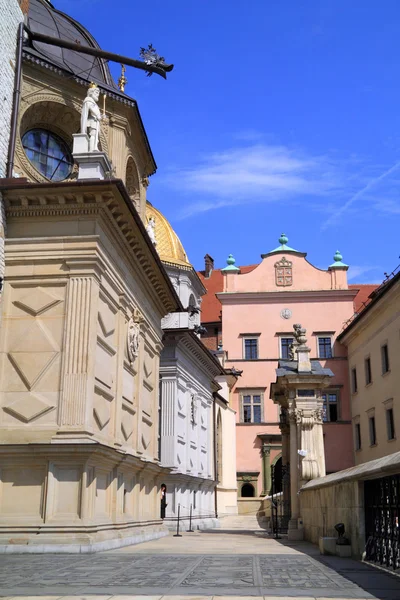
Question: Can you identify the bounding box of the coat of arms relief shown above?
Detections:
[274,256,293,286]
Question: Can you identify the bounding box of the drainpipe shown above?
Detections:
[6,21,24,178]
[213,393,218,518]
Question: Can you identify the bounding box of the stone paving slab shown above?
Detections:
[0,553,374,598]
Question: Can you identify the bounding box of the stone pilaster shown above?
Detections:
[261,445,271,496]
[288,408,300,529]
[58,276,98,430]
[160,376,176,467]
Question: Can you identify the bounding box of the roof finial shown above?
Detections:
[329,250,348,269]
[222,253,240,273]
[118,64,127,92]
[279,233,289,246]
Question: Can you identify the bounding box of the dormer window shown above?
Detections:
[22,129,73,182]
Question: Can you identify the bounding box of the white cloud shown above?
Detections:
[347,265,382,283]
[166,143,347,220]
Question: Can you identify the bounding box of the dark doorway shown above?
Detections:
[241,483,255,497]
[273,457,283,494]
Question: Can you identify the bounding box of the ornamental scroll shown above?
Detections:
[274,256,293,287]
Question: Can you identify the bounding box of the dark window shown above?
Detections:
[281,337,293,359]
[322,391,338,422]
[387,408,395,441]
[365,357,372,385]
[298,389,315,397]
[244,338,258,360]
[369,416,377,446]
[351,368,358,393]
[242,394,262,423]
[241,483,255,497]
[193,490,197,509]
[22,129,73,181]
[318,337,333,359]
[381,344,390,374]
[355,423,362,450]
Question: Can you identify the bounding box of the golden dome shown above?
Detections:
[145,202,191,268]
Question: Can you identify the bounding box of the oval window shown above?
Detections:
[22,129,73,182]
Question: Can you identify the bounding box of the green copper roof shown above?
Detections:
[329,250,349,268]
[222,253,240,273]
[269,233,299,254]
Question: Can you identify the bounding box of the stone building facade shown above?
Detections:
[145,203,238,525]
[0,0,183,551]
[338,268,400,464]
[0,0,24,279]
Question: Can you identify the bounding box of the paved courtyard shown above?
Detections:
[1,527,400,600]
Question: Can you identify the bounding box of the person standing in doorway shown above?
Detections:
[160,483,167,519]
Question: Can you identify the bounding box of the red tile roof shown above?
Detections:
[198,265,257,323]
[349,284,379,314]
[198,267,379,324]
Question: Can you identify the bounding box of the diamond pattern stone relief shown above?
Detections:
[8,352,58,390]
[14,287,62,316]
[3,392,55,423]
[98,309,115,338]
[121,407,134,440]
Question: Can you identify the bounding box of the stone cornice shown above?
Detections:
[1,179,182,316]
[217,289,358,304]
[163,329,225,379]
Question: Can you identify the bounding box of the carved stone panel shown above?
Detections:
[275,256,293,287]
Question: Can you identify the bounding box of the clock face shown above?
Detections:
[280,308,292,320]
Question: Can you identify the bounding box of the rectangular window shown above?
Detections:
[321,391,339,422]
[318,337,333,359]
[387,408,395,441]
[244,338,258,360]
[351,368,358,394]
[355,423,362,450]
[241,393,263,423]
[381,344,390,374]
[280,337,294,359]
[365,357,372,385]
[369,416,377,446]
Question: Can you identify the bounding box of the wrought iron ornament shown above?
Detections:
[365,474,400,571]
[139,44,168,76]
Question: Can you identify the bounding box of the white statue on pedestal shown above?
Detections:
[127,308,142,364]
[80,83,102,152]
[146,216,157,246]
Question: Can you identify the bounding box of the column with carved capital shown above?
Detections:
[261,445,271,496]
[58,276,99,432]
[160,376,176,467]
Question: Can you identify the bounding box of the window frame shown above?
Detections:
[279,335,294,359]
[240,390,264,424]
[321,389,340,422]
[351,367,358,394]
[369,414,377,446]
[243,337,259,360]
[22,128,73,182]
[384,399,396,441]
[317,335,333,359]
[381,343,390,375]
[364,356,372,386]
[354,418,361,451]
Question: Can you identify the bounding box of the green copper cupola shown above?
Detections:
[329,250,349,269]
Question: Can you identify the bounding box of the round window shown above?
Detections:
[22,129,73,182]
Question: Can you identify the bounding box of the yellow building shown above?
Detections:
[338,268,400,464]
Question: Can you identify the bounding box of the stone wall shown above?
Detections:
[300,480,365,557]
[0,0,23,278]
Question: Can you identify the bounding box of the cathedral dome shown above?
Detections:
[146,202,191,268]
[25,0,116,88]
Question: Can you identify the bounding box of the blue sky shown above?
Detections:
[56,0,400,282]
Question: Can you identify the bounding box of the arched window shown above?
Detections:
[272,457,283,494]
[241,483,255,498]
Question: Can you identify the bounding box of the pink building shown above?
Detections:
[212,235,359,503]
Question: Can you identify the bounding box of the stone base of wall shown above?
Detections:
[237,497,264,515]
[164,517,220,532]
[0,523,168,553]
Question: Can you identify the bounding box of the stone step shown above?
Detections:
[219,515,268,530]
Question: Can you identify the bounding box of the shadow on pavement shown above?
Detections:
[275,536,400,600]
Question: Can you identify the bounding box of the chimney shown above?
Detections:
[204,254,214,278]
